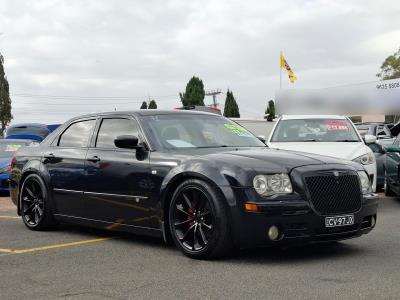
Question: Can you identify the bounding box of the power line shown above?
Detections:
[11,92,178,100]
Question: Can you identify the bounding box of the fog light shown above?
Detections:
[371,216,376,228]
[268,225,280,241]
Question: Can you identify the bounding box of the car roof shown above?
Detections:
[69,110,218,121]
[280,115,347,120]
[8,123,48,128]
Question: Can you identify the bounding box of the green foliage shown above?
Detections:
[0,53,12,136]
[179,76,205,106]
[148,99,157,109]
[223,90,240,118]
[265,100,275,121]
[140,101,147,109]
[377,47,400,80]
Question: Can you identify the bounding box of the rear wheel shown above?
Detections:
[20,174,58,230]
[169,179,233,259]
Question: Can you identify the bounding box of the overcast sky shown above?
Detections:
[0,0,399,124]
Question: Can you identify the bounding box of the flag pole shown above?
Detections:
[279,51,282,89]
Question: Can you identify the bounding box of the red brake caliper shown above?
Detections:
[188,207,194,226]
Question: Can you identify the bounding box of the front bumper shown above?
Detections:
[235,193,378,248]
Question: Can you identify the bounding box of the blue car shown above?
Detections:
[5,123,61,142]
[0,139,38,193]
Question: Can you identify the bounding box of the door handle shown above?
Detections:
[44,153,55,159]
[87,156,101,163]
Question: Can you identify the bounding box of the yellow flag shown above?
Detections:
[280,52,297,83]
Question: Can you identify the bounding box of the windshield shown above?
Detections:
[271,119,361,142]
[140,114,266,150]
[0,141,27,158]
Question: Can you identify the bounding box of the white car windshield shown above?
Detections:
[271,119,361,142]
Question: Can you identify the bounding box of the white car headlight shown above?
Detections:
[253,174,293,196]
[357,171,371,194]
[353,153,374,165]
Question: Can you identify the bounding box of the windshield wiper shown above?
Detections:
[303,139,318,142]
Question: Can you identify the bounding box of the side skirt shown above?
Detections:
[54,214,164,239]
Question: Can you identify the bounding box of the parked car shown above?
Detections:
[355,123,394,147]
[367,142,386,190]
[0,139,38,193]
[384,134,400,197]
[267,115,378,192]
[5,123,61,142]
[10,111,378,259]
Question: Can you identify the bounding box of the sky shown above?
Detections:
[0,0,399,124]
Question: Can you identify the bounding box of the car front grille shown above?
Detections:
[304,172,362,215]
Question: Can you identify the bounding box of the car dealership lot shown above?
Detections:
[0,196,399,299]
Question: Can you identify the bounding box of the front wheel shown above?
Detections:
[169,179,233,259]
[20,174,58,230]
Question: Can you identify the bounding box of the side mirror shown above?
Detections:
[257,135,266,143]
[364,134,377,144]
[386,145,400,153]
[114,135,140,149]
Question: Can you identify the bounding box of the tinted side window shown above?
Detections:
[58,120,96,148]
[96,118,139,149]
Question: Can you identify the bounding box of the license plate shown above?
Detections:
[325,215,354,227]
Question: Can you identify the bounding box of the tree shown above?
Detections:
[148,99,157,109]
[377,47,400,80]
[265,100,275,121]
[223,90,240,118]
[140,101,147,109]
[0,53,12,136]
[179,76,205,106]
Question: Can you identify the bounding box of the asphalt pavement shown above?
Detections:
[0,194,399,300]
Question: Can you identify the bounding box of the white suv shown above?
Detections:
[267,115,377,192]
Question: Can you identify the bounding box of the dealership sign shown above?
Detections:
[275,78,400,115]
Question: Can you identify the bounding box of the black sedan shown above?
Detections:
[10,111,378,259]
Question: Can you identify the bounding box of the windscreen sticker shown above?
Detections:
[5,144,22,152]
[224,124,253,137]
[325,120,350,131]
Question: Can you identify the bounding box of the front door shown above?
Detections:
[83,117,152,228]
[43,119,97,217]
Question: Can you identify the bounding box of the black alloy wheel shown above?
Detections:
[169,179,233,259]
[20,174,57,230]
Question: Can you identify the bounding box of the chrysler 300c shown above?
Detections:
[10,111,378,259]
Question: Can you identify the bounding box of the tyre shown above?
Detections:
[20,174,58,230]
[169,179,233,259]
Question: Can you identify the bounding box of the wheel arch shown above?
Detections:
[160,172,234,245]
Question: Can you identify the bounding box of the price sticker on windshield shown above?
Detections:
[5,144,22,152]
[325,120,350,131]
[224,124,252,137]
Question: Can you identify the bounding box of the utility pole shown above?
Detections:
[205,89,221,107]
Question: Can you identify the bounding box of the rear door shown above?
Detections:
[83,116,152,227]
[43,118,97,217]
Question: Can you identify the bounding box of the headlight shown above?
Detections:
[357,171,371,194]
[0,165,10,174]
[353,153,374,165]
[253,174,293,196]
